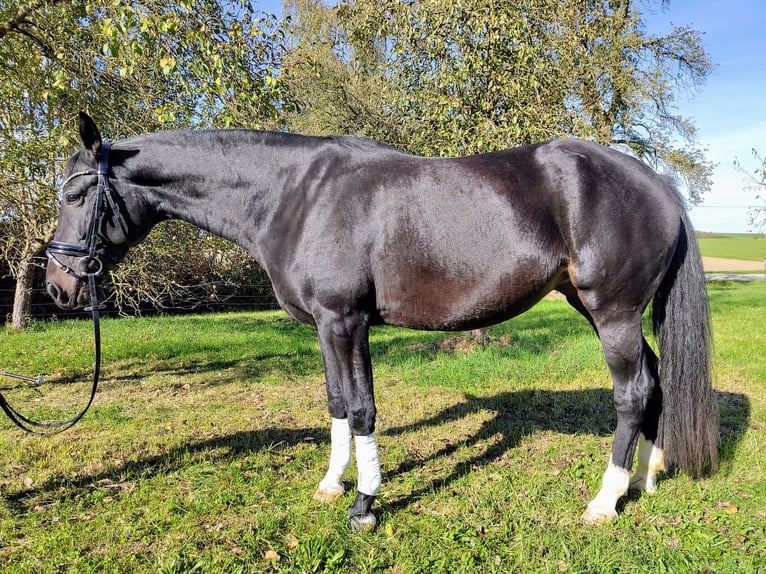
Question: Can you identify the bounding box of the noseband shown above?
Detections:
[46,142,124,279]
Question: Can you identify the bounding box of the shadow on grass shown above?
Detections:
[48,303,590,388]
[1,303,752,518]
[371,302,595,361]
[1,426,330,516]
[2,387,748,519]
[30,312,322,389]
[379,387,749,513]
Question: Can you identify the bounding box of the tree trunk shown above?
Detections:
[10,257,36,331]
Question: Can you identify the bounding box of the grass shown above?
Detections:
[697,233,766,261]
[0,282,764,573]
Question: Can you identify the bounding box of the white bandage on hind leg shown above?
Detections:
[630,433,666,493]
[355,433,382,496]
[316,418,352,499]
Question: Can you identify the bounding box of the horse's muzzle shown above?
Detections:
[45,264,90,309]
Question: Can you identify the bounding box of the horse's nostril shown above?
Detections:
[46,281,61,301]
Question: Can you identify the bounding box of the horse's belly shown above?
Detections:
[375,259,562,331]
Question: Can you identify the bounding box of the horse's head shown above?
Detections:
[46,113,140,309]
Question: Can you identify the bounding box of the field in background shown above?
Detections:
[0,282,764,572]
[697,233,766,262]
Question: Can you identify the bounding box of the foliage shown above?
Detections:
[2,0,721,326]
[735,149,766,233]
[0,0,289,324]
[0,283,764,572]
[285,0,714,200]
[92,0,287,130]
[108,221,276,315]
[280,0,399,140]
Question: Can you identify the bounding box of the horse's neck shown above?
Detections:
[128,132,300,262]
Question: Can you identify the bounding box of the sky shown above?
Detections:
[256,0,765,233]
[642,0,766,233]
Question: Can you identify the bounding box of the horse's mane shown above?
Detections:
[121,128,402,154]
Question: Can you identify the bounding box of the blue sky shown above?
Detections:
[256,0,764,232]
[643,0,766,232]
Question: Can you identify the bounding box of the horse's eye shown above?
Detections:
[65,193,81,203]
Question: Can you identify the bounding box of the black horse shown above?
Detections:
[46,112,718,528]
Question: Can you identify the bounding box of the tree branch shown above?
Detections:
[0,0,64,39]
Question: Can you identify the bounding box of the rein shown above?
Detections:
[0,144,116,436]
[0,276,103,436]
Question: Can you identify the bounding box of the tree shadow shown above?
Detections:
[1,426,328,517]
[38,302,590,395]
[1,300,753,519]
[370,302,595,365]
[41,314,322,390]
[379,387,750,513]
[1,386,750,518]
[707,281,766,315]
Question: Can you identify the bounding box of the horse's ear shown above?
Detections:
[78,111,102,157]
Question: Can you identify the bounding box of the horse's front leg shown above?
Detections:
[314,309,380,531]
[314,417,352,502]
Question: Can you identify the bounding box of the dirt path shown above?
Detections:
[702,257,764,272]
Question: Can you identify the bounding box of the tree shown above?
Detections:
[0,135,59,329]
[736,149,766,233]
[0,0,75,330]
[107,221,277,315]
[550,2,714,200]
[285,0,714,200]
[0,0,288,328]
[281,0,399,140]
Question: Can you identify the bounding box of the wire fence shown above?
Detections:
[0,283,280,323]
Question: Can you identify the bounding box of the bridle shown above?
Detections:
[46,142,125,279]
[0,142,123,436]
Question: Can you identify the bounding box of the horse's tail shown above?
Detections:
[652,192,718,476]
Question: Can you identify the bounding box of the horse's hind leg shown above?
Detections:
[630,427,665,494]
[558,282,665,500]
[582,311,661,523]
[313,309,381,531]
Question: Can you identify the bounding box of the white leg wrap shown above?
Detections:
[583,462,630,523]
[355,433,382,496]
[630,433,665,494]
[314,418,352,502]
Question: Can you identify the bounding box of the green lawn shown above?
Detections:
[0,282,764,573]
[697,233,766,261]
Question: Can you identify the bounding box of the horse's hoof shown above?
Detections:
[313,482,344,503]
[581,504,618,524]
[347,491,376,531]
[348,512,377,532]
